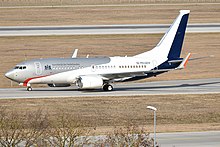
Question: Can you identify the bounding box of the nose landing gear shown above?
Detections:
[27,87,32,91]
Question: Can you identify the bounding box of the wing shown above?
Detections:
[100,69,169,82]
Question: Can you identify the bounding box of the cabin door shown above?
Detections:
[34,62,42,75]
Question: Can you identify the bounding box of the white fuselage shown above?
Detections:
[27,56,155,85]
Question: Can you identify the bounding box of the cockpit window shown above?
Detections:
[23,66,26,69]
[14,66,19,69]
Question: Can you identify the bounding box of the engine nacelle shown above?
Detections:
[76,75,103,89]
[48,83,71,87]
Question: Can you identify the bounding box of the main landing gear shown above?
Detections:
[103,84,113,91]
[27,87,32,91]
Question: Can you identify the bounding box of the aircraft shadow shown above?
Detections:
[115,81,220,91]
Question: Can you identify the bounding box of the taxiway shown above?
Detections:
[157,131,220,147]
[85,131,220,147]
[0,23,219,36]
[0,78,219,99]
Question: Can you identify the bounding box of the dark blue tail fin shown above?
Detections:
[168,12,189,60]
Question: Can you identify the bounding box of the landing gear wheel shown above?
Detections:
[103,84,113,91]
[27,87,32,91]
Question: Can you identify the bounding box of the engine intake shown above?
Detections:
[76,75,103,89]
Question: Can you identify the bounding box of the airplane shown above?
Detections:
[5,10,191,91]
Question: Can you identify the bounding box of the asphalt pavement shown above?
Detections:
[0,78,219,99]
[0,23,219,36]
[156,131,220,147]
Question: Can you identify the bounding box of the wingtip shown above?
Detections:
[183,53,191,68]
[175,53,191,70]
[72,48,78,58]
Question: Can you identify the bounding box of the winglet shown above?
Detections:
[176,53,191,69]
[72,49,78,58]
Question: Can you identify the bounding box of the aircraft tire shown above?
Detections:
[103,84,113,91]
[27,87,32,91]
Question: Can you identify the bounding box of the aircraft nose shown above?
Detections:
[5,71,14,80]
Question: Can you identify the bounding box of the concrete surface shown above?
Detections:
[0,78,219,99]
[0,23,219,36]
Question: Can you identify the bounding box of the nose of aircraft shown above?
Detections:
[5,70,14,80]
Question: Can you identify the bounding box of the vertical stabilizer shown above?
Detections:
[134,10,190,65]
[167,10,189,60]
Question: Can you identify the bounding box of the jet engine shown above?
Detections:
[48,83,71,87]
[76,75,103,89]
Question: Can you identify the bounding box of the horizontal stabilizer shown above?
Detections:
[168,59,183,64]
[189,55,214,61]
